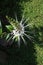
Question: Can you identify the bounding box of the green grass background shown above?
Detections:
[0,0,43,65]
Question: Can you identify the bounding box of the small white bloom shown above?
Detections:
[12,23,24,37]
[6,14,33,47]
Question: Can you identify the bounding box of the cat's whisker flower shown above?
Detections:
[6,15,33,47]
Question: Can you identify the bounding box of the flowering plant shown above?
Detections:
[5,14,33,47]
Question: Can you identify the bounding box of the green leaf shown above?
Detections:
[0,21,2,36]
[6,25,14,31]
[6,34,10,40]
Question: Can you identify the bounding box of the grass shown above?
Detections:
[0,0,43,65]
[35,44,43,65]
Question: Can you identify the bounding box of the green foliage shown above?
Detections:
[35,44,43,65]
[0,0,43,65]
[6,34,10,40]
[6,25,14,32]
[5,16,20,41]
[0,21,2,36]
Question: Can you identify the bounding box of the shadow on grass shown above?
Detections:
[5,40,37,65]
[33,26,43,48]
[0,38,37,65]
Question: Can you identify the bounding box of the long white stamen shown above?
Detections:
[24,33,32,40]
[15,13,18,22]
[18,36,20,47]
[23,17,29,25]
[20,14,24,24]
[21,35,26,45]
[24,23,33,28]
[7,36,13,42]
[24,31,30,33]
[12,36,16,40]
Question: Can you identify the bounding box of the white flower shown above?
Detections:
[6,14,33,47]
[12,23,24,37]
